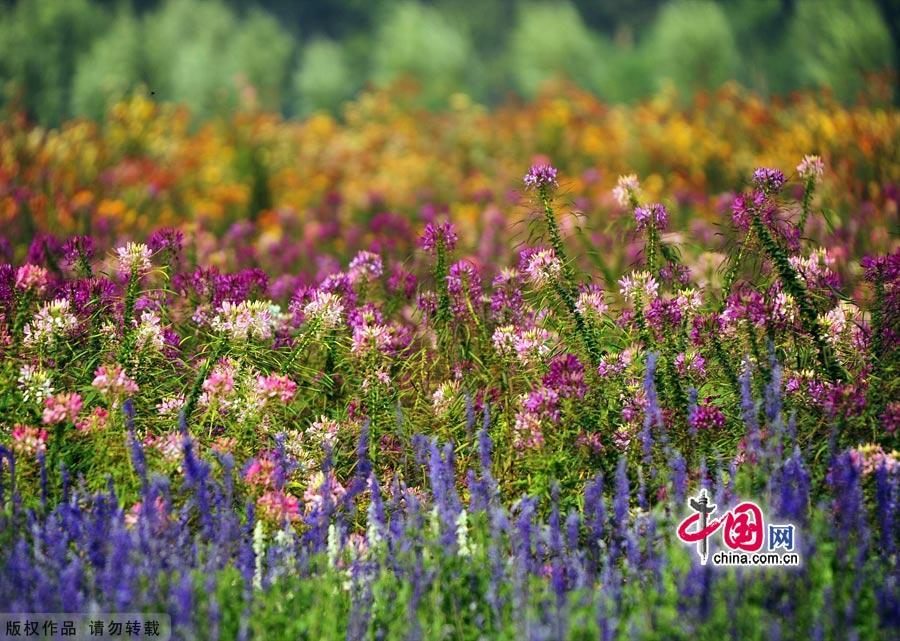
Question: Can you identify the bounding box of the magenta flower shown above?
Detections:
[446,260,483,317]
[882,402,899,435]
[420,222,458,254]
[752,167,786,194]
[348,250,384,283]
[62,235,96,266]
[543,354,587,399]
[633,203,669,231]
[689,398,726,431]
[576,431,604,455]
[523,163,558,190]
[523,248,562,287]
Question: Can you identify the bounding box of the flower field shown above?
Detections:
[0,86,898,640]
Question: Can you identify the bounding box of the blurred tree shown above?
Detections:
[371,2,473,107]
[435,0,518,102]
[871,0,900,102]
[647,0,740,94]
[71,9,144,120]
[787,0,892,102]
[224,8,294,110]
[572,0,666,35]
[1,0,896,122]
[292,38,357,115]
[507,2,604,98]
[718,0,796,94]
[592,40,656,103]
[0,0,108,124]
[143,0,292,118]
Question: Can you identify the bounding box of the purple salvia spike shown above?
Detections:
[740,358,762,460]
[687,386,699,436]
[874,461,898,557]
[464,390,475,436]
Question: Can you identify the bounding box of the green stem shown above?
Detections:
[435,239,451,325]
[540,187,602,365]
[750,214,845,382]
[183,339,227,428]
[866,277,886,422]
[711,331,741,399]
[719,231,752,313]
[539,189,575,295]
[798,178,815,233]
[646,224,659,274]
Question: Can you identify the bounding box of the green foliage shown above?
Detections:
[292,38,357,116]
[647,0,740,94]
[787,0,893,102]
[224,9,295,112]
[592,41,656,103]
[0,0,108,124]
[507,2,604,97]
[71,10,144,121]
[371,2,474,106]
[143,0,240,117]
[140,0,294,118]
[0,0,896,125]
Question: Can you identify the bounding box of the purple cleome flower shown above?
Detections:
[420,221,458,254]
[752,167,786,194]
[634,203,669,231]
[523,164,558,190]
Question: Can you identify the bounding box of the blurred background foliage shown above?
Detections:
[0,0,896,124]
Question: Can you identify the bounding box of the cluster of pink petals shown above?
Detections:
[92,364,139,397]
[512,411,544,450]
[11,424,48,456]
[143,432,183,463]
[124,496,168,530]
[257,490,302,523]
[14,264,49,293]
[255,373,297,404]
[201,359,236,404]
[303,470,347,513]
[244,453,278,488]
[75,407,109,433]
[42,392,84,425]
[847,445,899,475]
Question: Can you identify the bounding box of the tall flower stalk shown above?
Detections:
[797,155,824,232]
[732,170,845,382]
[525,164,601,363]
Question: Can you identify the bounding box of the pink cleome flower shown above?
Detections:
[75,407,109,433]
[11,424,49,456]
[15,264,49,293]
[92,364,139,397]
[256,373,297,404]
[124,496,168,530]
[42,392,84,425]
[303,470,347,513]
[257,490,301,523]
[244,453,278,489]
